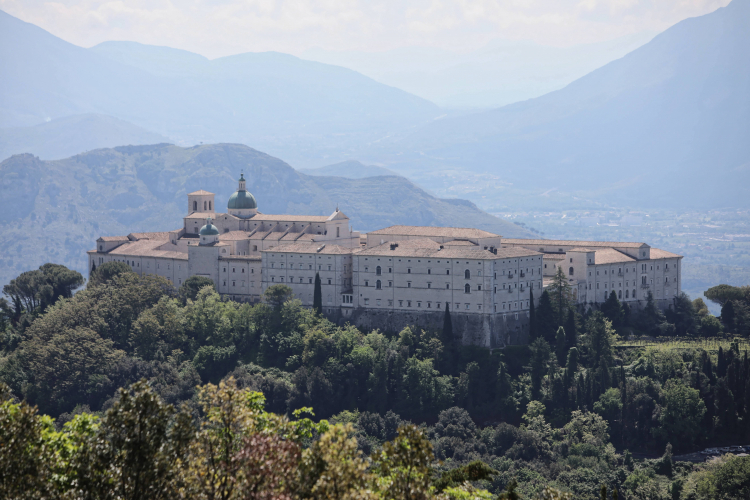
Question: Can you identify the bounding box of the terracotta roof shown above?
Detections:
[251,214,331,223]
[188,190,214,195]
[264,243,354,255]
[220,255,262,261]
[368,225,499,239]
[503,238,648,249]
[220,231,251,241]
[543,254,566,260]
[185,212,224,219]
[129,232,172,241]
[650,248,683,259]
[98,236,128,241]
[444,240,477,246]
[108,240,188,260]
[593,248,635,265]
[357,238,539,260]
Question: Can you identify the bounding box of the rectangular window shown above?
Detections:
[407,282,411,288]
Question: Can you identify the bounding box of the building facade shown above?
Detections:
[88,175,683,347]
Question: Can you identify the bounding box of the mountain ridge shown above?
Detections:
[0,143,534,289]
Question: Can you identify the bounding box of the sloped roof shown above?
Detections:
[357,238,539,260]
[188,190,214,195]
[650,248,683,259]
[265,243,354,255]
[594,248,635,265]
[367,225,499,239]
[503,238,648,248]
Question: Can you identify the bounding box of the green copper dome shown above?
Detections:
[227,190,257,209]
[199,219,219,236]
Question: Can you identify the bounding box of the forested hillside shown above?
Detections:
[2,262,749,499]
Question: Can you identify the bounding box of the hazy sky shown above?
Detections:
[1,0,732,58]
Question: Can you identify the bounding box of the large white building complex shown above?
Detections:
[88,175,683,347]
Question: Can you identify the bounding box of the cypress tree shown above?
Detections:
[722,300,735,332]
[313,272,322,315]
[565,308,577,349]
[555,326,567,366]
[529,288,537,340]
[440,302,457,373]
[718,347,727,378]
[566,347,579,377]
[537,290,557,343]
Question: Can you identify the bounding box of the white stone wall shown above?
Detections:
[88,252,189,287]
[352,253,543,316]
[260,251,352,307]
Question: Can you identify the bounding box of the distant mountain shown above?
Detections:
[303,32,655,109]
[0,114,169,161]
[378,0,750,209]
[0,144,533,288]
[0,10,440,165]
[300,160,399,179]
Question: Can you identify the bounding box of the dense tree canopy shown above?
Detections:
[1,264,749,499]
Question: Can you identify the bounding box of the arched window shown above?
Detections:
[632,289,636,298]
[204,201,207,210]
[569,267,574,276]
[376,266,382,276]
[464,284,471,294]
[626,289,629,298]
[618,290,622,299]
[464,270,471,279]
[193,201,198,211]
[376,280,382,290]
[209,201,212,210]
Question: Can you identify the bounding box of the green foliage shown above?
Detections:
[3,261,750,500]
[2,263,84,316]
[88,261,135,288]
[536,291,557,343]
[704,284,747,307]
[548,267,574,326]
[601,291,624,327]
[655,380,706,449]
[313,273,322,315]
[178,275,215,302]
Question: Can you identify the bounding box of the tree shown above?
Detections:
[668,292,697,336]
[440,303,457,374]
[529,288,537,340]
[263,284,294,311]
[306,272,320,315]
[74,380,190,500]
[2,264,84,314]
[584,312,616,367]
[530,338,552,399]
[555,327,567,366]
[704,284,747,307]
[548,267,574,325]
[434,460,497,493]
[88,261,135,288]
[537,290,557,343]
[700,315,723,337]
[23,327,124,415]
[722,300,736,332]
[564,308,578,350]
[297,423,377,499]
[178,275,215,302]
[655,380,707,450]
[374,424,435,499]
[0,383,56,499]
[566,348,579,380]
[601,291,624,327]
